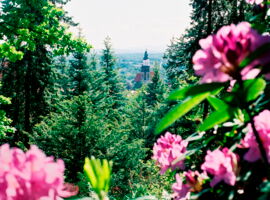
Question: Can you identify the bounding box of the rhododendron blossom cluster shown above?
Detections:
[152,132,188,174]
[184,170,207,192]
[0,144,77,200]
[172,170,207,200]
[201,148,238,187]
[193,22,270,83]
[246,0,264,5]
[172,174,190,200]
[241,110,270,163]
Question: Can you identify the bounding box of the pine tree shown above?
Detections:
[145,65,167,107]
[126,87,150,139]
[100,37,125,121]
[163,37,188,89]
[53,56,71,98]
[30,95,106,182]
[69,49,90,96]
[0,0,89,146]
[30,48,107,183]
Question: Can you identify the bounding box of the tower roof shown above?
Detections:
[143,51,148,60]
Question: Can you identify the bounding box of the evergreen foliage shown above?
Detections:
[69,50,91,96]
[145,65,166,107]
[0,0,90,147]
[100,37,125,112]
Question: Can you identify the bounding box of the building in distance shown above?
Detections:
[133,51,154,89]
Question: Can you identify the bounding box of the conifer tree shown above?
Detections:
[126,87,150,139]
[145,65,167,107]
[53,56,71,98]
[163,37,188,89]
[0,0,89,146]
[69,44,90,96]
[101,37,125,110]
[30,95,105,182]
[31,47,104,182]
[164,0,251,89]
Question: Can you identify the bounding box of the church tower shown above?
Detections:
[141,51,150,82]
[134,50,154,88]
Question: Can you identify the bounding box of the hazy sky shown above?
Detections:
[65,0,191,52]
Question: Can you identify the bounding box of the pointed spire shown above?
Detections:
[143,50,148,60]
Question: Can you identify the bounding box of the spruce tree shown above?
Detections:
[126,87,150,139]
[30,95,105,182]
[69,48,90,96]
[53,56,71,98]
[101,37,125,107]
[31,47,104,182]
[145,65,167,107]
[0,0,89,146]
[100,37,125,122]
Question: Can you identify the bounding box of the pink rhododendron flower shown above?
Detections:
[241,110,270,163]
[172,170,207,199]
[172,174,190,200]
[184,170,207,192]
[201,148,238,187]
[152,132,188,174]
[0,144,78,200]
[193,22,270,83]
[246,0,264,5]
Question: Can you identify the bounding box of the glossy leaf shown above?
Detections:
[168,83,225,101]
[244,79,266,102]
[233,78,266,102]
[155,92,210,134]
[207,96,229,110]
[198,108,235,132]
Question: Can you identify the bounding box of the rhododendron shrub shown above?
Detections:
[0,144,78,200]
[153,1,270,199]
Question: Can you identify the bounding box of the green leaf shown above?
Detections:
[168,83,225,101]
[250,13,264,22]
[207,96,229,110]
[233,78,266,102]
[245,79,266,102]
[198,108,235,132]
[84,157,112,199]
[84,158,97,189]
[239,43,270,68]
[155,92,210,134]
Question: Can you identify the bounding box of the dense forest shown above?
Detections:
[0,0,270,199]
